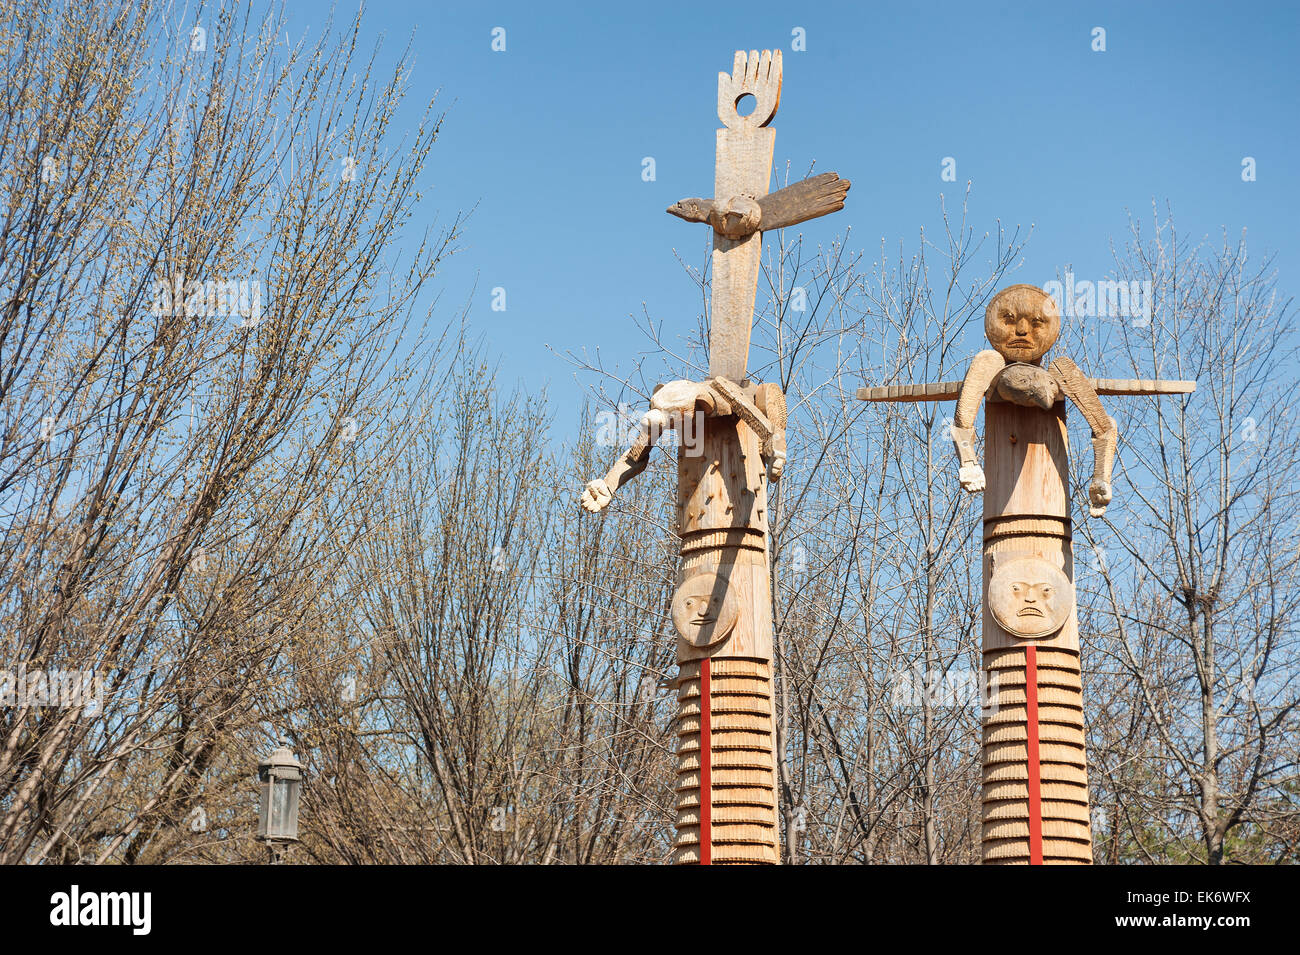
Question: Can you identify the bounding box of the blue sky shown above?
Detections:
[304,0,1299,413]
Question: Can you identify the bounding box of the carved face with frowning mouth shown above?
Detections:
[1009,580,1054,620]
[989,557,1073,638]
[985,285,1061,365]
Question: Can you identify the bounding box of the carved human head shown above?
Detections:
[988,556,1073,638]
[985,285,1060,365]
[671,571,739,649]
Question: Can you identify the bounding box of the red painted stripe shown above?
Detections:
[1026,645,1043,865]
[699,658,712,865]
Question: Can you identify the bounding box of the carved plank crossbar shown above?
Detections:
[856,378,1196,403]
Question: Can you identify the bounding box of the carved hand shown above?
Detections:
[717,49,781,131]
[1088,479,1112,517]
[768,444,787,481]
[959,463,986,493]
[580,477,613,513]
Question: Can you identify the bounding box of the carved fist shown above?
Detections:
[959,463,986,493]
[768,449,786,482]
[580,478,612,513]
[1088,479,1112,517]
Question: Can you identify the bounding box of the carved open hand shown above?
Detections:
[580,478,613,513]
[959,463,986,493]
[1088,479,1112,517]
[717,49,782,130]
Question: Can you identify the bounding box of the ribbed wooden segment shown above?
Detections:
[984,704,1085,727]
[987,685,1084,707]
[679,729,774,752]
[673,657,778,865]
[983,836,1093,864]
[981,646,1092,865]
[983,780,1089,804]
[678,675,772,699]
[676,768,775,791]
[676,712,772,733]
[982,799,1092,823]
[985,647,1081,674]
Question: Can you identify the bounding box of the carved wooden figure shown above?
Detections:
[857,284,1194,865]
[580,50,849,865]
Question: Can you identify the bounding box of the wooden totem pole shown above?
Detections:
[580,50,849,864]
[858,284,1194,864]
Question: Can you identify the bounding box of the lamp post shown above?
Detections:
[256,744,303,863]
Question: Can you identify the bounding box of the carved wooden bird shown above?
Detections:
[667,171,850,239]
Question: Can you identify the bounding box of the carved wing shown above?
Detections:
[757,172,851,231]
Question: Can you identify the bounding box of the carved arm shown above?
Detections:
[951,350,1006,493]
[580,413,663,513]
[580,381,727,513]
[1050,356,1118,517]
[708,377,788,481]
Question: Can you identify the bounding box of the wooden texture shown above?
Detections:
[709,376,774,445]
[709,51,780,381]
[955,351,1006,429]
[675,414,773,662]
[1049,356,1110,434]
[758,171,850,231]
[674,657,779,865]
[980,399,1090,864]
[665,173,849,237]
[1091,378,1196,396]
[856,377,1195,403]
[982,645,1090,865]
[982,400,1072,532]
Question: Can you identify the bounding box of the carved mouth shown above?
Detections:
[1017,606,1044,617]
[691,614,717,625]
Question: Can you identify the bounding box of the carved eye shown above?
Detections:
[1041,587,1052,596]
[1010,583,1022,593]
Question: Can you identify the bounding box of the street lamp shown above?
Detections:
[257,744,303,862]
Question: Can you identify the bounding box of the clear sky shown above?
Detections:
[300,0,1299,413]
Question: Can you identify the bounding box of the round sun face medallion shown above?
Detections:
[988,557,1073,639]
[671,572,739,649]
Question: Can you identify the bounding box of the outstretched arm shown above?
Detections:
[1051,356,1118,517]
[580,380,723,513]
[580,410,669,513]
[951,350,1005,493]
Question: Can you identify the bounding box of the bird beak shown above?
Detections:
[666,199,707,223]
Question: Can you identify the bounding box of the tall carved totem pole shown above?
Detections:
[580,50,849,864]
[858,285,1194,864]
